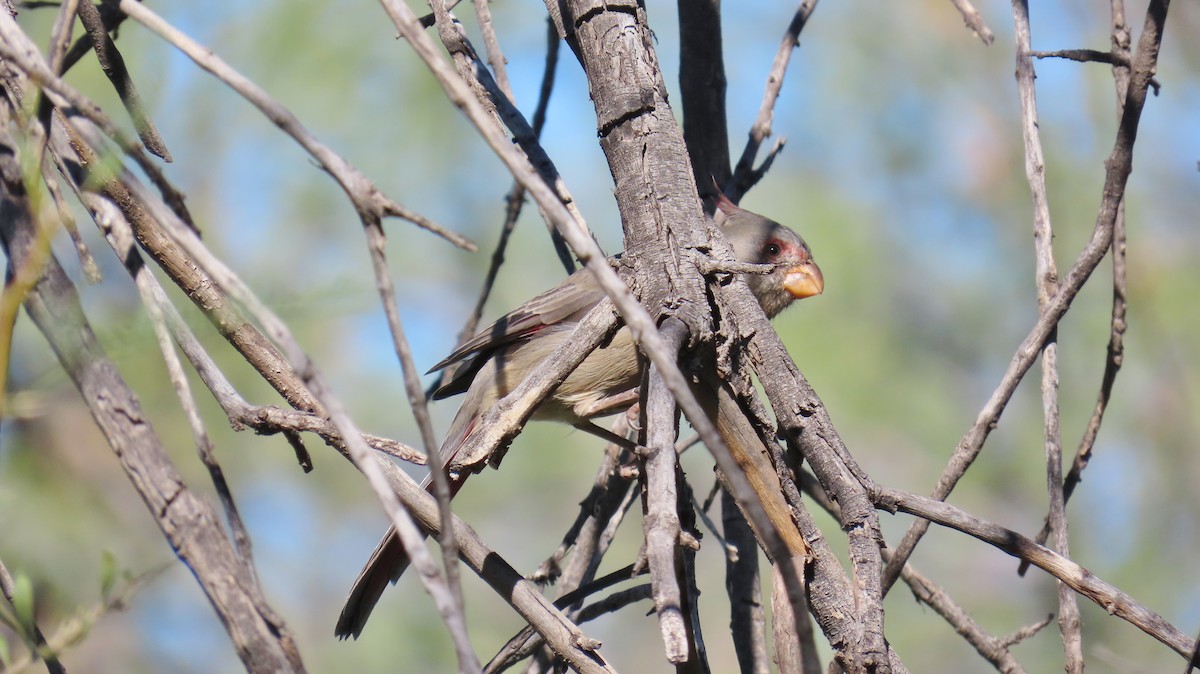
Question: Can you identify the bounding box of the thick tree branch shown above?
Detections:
[678,0,731,193]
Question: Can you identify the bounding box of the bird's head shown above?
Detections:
[715,194,824,318]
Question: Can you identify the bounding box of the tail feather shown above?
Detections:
[335,525,411,639]
[335,398,482,639]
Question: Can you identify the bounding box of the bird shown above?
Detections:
[335,196,824,639]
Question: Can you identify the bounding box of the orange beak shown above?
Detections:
[782,260,824,299]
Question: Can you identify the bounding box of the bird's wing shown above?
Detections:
[428,267,606,375]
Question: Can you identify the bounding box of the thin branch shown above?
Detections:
[946,0,996,45]
[0,139,306,673]
[302,370,484,673]
[999,615,1056,649]
[426,6,586,266]
[367,457,617,674]
[875,485,1196,660]
[1031,48,1123,65]
[486,567,649,673]
[114,0,475,251]
[798,471,1030,673]
[55,0,128,76]
[730,0,818,199]
[46,0,80,75]
[0,20,194,228]
[75,0,172,160]
[1020,0,1135,578]
[526,20,574,272]
[532,423,634,586]
[51,113,316,470]
[881,0,1172,593]
[472,0,512,101]
[574,584,653,623]
[1010,0,1081,667]
[360,210,471,642]
[1030,49,1160,94]
[40,0,99,283]
[45,133,417,470]
[428,18,568,399]
[85,196,421,467]
[0,27,323,443]
[105,201,261,567]
[521,425,638,672]
[675,476,708,674]
[82,193,297,644]
[0,557,66,674]
[900,561,1038,673]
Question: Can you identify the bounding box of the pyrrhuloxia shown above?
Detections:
[335,199,823,639]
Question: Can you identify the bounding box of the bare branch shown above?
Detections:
[1032,48,1122,65]
[798,471,1032,673]
[1020,0,1135,578]
[1010,0,1081,667]
[882,0,1172,593]
[946,0,996,45]
[75,0,172,160]
[368,459,617,674]
[0,17,194,228]
[115,0,475,251]
[101,199,262,570]
[0,135,306,673]
[428,19,569,401]
[472,0,513,100]
[426,6,585,268]
[360,207,470,637]
[485,571,657,673]
[731,0,818,199]
[641,317,689,663]
[999,615,1056,650]
[877,485,1195,660]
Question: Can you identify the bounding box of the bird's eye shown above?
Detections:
[765,242,781,258]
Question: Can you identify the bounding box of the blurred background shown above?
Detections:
[3,0,1198,671]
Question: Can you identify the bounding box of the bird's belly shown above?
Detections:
[484,326,639,424]
[544,327,640,421]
